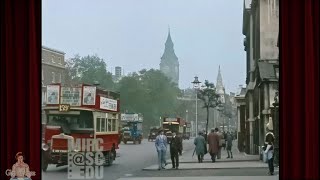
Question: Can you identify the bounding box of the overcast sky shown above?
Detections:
[42,0,246,93]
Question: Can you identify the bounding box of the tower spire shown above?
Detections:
[216,65,224,94]
[165,27,173,46]
[160,28,179,86]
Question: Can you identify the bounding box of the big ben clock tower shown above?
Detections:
[160,29,179,86]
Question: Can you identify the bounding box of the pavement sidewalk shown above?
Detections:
[179,140,260,163]
[117,176,279,180]
[123,140,279,180]
[143,140,268,170]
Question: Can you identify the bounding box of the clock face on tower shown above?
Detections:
[162,66,170,74]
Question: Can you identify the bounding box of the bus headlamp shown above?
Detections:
[42,143,49,151]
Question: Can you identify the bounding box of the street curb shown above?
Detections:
[243,152,260,157]
[177,159,259,163]
[142,166,268,171]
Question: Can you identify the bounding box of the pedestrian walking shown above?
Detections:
[226,131,233,158]
[155,129,168,170]
[207,128,220,163]
[223,131,227,150]
[194,131,206,163]
[170,131,182,169]
[265,137,275,175]
[216,129,223,159]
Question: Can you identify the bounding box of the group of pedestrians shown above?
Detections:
[194,128,234,163]
[154,127,275,176]
[155,129,182,170]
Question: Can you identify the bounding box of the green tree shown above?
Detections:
[65,54,115,90]
[197,80,221,139]
[116,69,181,135]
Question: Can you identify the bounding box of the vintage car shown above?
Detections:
[148,127,160,141]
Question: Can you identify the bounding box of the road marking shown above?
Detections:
[124,174,133,177]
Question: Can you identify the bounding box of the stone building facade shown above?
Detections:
[239,0,279,155]
[41,46,66,122]
[235,86,246,152]
[42,46,66,86]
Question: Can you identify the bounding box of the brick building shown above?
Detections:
[41,46,66,122]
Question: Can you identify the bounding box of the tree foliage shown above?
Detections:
[197,80,221,109]
[65,54,115,90]
[117,69,181,135]
[197,80,221,137]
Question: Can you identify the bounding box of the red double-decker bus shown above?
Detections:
[41,83,120,171]
[162,117,186,143]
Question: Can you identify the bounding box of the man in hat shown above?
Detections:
[84,93,94,104]
[207,128,220,162]
[216,128,224,159]
[170,131,182,169]
[48,92,58,103]
[155,129,167,170]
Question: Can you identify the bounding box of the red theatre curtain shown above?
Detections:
[0,0,41,180]
[281,0,319,179]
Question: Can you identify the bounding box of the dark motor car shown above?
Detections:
[148,127,159,141]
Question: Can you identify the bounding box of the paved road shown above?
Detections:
[42,138,195,180]
[131,168,278,177]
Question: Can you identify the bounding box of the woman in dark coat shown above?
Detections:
[194,131,206,163]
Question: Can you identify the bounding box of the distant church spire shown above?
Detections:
[216,65,224,95]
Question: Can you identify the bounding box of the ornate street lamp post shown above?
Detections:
[192,76,201,136]
[186,109,188,122]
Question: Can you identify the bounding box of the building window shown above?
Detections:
[112,119,116,131]
[58,73,62,83]
[51,55,55,63]
[101,118,106,132]
[52,72,55,83]
[108,119,112,131]
[96,118,101,132]
[58,57,62,64]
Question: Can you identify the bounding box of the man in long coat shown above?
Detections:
[216,129,224,159]
[194,131,206,163]
[207,128,220,162]
[170,131,183,169]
